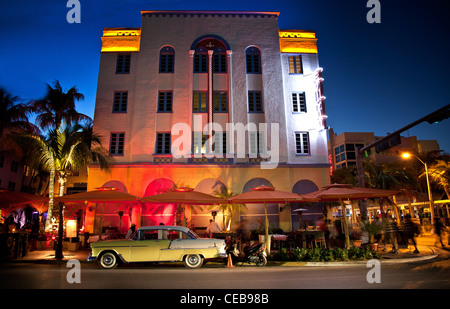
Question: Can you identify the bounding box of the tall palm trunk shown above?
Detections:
[45,167,56,231]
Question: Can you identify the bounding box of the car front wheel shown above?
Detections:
[98,252,118,269]
[184,254,203,269]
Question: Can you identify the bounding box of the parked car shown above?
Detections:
[88,225,227,269]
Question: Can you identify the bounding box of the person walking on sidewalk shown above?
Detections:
[434,217,447,248]
[385,216,399,254]
[403,214,419,253]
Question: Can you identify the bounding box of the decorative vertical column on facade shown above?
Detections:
[314,68,327,129]
[226,50,233,124]
[208,49,214,153]
[189,50,195,133]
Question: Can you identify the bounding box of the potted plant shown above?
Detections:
[361,220,382,250]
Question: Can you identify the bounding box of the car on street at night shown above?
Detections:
[88,225,228,269]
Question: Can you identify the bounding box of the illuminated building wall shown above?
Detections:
[90,11,330,233]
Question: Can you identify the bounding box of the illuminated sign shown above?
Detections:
[101,28,141,52]
[279,30,318,54]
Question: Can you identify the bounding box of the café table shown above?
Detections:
[296,230,325,249]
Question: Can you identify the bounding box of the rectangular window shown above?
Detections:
[156,133,171,154]
[213,54,226,73]
[248,91,263,112]
[194,54,208,73]
[289,55,303,74]
[113,91,128,113]
[158,91,172,112]
[110,132,125,155]
[213,91,227,112]
[292,92,307,113]
[295,132,310,155]
[192,132,209,155]
[193,91,208,112]
[160,54,174,73]
[116,54,131,74]
[213,132,227,155]
[249,132,265,156]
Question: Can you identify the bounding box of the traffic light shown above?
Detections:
[426,106,450,124]
[375,134,401,153]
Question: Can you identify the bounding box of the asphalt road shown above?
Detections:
[1,249,449,290]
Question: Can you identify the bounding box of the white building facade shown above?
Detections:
[89,11,330,233]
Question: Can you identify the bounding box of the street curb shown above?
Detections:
[266,254,439,267]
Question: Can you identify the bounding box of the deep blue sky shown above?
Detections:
[1,0,449,153]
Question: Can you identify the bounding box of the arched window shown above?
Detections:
[159,46,175,73]
[213,47,227,73]
[194,47,208,73]
[246,46,261,74]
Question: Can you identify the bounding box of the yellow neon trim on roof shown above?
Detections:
[101,28,141,53]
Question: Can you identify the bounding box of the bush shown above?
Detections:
[270,247,380,262]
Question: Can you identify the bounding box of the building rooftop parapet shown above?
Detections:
[141,10,280,18]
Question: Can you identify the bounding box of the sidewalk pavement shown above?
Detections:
[4,241,448,267]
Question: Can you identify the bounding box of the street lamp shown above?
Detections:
[401,152,434,225]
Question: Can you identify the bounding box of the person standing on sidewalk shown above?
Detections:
[434,217,447,248]
[403,214,419,253]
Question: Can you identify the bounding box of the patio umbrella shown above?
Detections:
[0,187,48,206]
[228,185,318,254]
[303,184,398,249]
[0,188,48,218]
[141,187,227,227]
[141,187,227,205]
[55,187,140,240]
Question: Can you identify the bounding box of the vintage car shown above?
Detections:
[88,225,228,269]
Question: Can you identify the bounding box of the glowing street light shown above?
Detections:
[402,152,435,225]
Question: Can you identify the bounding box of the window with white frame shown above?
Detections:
[295,132,310,155]
[292,92,307,113]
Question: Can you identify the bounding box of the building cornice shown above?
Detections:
[141,10,280,18]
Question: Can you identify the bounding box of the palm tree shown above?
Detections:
[0,88,37,135]
[424,159,450,218]
[26,80,90,229]
[0,88,38,157]
[29,80,89,131]
[56,122,114,196]
[364,160,419,223]
[14,121,114,225]
[212,188,247,232]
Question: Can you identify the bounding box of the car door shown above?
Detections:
[129,229,170,262]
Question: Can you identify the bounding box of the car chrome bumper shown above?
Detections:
[218,253,228,259]
[87,253,97,262]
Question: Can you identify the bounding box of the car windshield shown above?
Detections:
[187,230,199,239]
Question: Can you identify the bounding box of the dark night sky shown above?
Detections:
[1,0,449,153]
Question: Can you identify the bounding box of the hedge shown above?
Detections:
[270,247,382,262]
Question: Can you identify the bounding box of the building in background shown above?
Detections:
[328,128,441,171]
[88,11,330,233]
